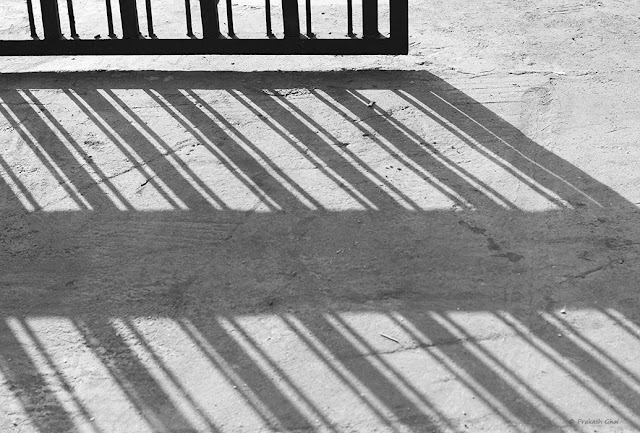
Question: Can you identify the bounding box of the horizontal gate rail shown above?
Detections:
[0,0,408,55]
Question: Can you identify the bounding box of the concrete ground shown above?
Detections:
[1,0,640,432]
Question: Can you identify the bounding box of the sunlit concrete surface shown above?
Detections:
[1,73,620,213]
[3,0,640,432]
[2,310,640,432]
[1,69,640,432]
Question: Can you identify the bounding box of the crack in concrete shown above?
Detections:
[561,254,640,282]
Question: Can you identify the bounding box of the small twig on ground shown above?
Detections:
[380,333,401,344]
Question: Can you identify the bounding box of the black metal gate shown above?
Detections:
[0,0,408,55]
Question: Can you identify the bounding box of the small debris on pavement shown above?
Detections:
[380,333,401,344]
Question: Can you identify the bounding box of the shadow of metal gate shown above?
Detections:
[0,0,408,55]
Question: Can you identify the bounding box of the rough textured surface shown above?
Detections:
[1,1,640,432]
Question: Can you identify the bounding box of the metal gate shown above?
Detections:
[0,0,408,55]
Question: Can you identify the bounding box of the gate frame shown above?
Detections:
[0,0,408,55]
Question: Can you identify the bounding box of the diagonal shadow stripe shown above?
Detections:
[0,320,79,433]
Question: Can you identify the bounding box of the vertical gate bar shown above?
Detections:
[145,0,155,37]
[265,0,273,36]
[26,0,38,38]
[281,0,299,38]
[346,0,353,36]
[362,0,378,38]
[199,0,220,39]
[119,0,140,39]
[40,0,62,40]
[66,0,79,38]
[305,0,312,36]
[185,0,194,36]
[226,0,234,36]
[390,0,408,52]
[105,0,116,37]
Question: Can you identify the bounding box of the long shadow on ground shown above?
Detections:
[0,71,639,432]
